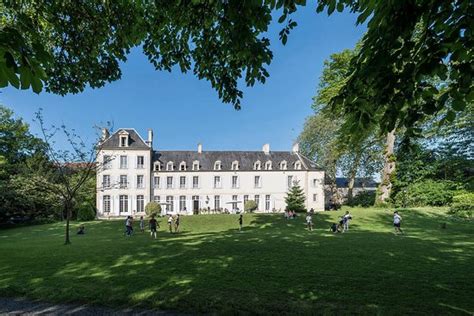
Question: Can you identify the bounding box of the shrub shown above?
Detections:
[76,203,96,221]
[244,200,258,212]
[393,180,457,207]
[347,190,376,207]
[145,201,161,217]
[448,193,474,219]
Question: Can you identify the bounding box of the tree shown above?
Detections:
[145,201,161,217]
[244,200,258,213]
[285,181,306,213]
[29,109,106,244]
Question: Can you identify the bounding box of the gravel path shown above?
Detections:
[0,297,186,315]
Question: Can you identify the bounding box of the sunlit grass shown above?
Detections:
[0,207,473,314]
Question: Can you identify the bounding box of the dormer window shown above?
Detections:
[214,161,222,170]
[118,131,130,147]
[192,160,200,171]
[166,161,174,171]
[265,161,272,170]
[294,161,302,170]
[280,160,287,170]
[231,160,239,171]
[254,161,261,170]
[179,161,187,171]
[154,162,161,171]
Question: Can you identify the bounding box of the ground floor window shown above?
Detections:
[166,196,173,212]
[254,195,260,210]
[232,195,238,211]
[179,196,186,211]
[103,195,111,213]
[137,195,144,212]
[214,195,220,210]
[119,195,128,213]
[265,195,270,211]
[244,195,249,205]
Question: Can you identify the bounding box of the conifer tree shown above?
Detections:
[285,181,306,213]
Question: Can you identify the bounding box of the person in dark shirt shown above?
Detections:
[238,214,243,232]
[149,215,159,239]
[175,214,180,233]
[77,225,85,235]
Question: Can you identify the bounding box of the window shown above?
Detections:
[313,194,317,202]
[214,161,221,170]
[120,175,128,189]
[179,196,186,211]
[265,161,272,170]
[137,195,144,212]
[214,176,221,189]
[232,176,239,188]
[193,176,199,189]
[180,176,186,189]
[312,179,319,187]
[254,161,261,170]
[254,176,261,188]
[244,195,249,204]
[265,195,270,211]
[119,135,128,147]
[231,160,239,170]
[154,162,161,171]
[294,161,302,170]
[103,175,110,188]
[166,196,173,212]
[287,175,293,188]
[137,175,144,188]
[103,155,112,169]
[119,195,128,213]
[232,195,238,211]
[120,155,127,169]
[254,195,260,209]
[179,161,186,171]
[214,195,220,210]
[167,176,173,189]
[153,176,160,189]
[153,196,160,203]
[136,156,144,169]
[192,160,200,171]
[280,160,287,170]
[103,195,111,213]
[166,161,174,171]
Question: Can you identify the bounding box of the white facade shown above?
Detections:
[96,128,325,217]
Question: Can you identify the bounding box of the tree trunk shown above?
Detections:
[376,129,396,204]
[64,201,71,245]
[347,151,362,202]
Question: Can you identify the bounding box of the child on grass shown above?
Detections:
[140,216,145,233]
[238,214,243,232]
[394,211,403,234]
[149,215,159,239]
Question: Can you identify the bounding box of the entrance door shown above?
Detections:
[193,200,199,213]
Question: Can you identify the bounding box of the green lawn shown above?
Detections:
[0,208,473,315]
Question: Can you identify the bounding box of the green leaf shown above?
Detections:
[31,76,43,94]
[278,14,286,23]
[336,2,344,12]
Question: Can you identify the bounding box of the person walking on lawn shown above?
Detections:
[149,215,159,239]
[394,211,403,234]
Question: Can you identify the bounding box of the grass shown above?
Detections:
[0,207,473,315]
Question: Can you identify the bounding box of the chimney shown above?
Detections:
[262,143,270,155]
[292,143,299,153]
[197,143,202,154]
[101,128,109,141]
[146,129,153,148]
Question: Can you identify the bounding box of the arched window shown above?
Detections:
[179,161,187,171]
[231,160,239,171]
[192,160,200,171]
[154,162,162,171]
[166,161,174,171]
[214,160,222,170]
[253,160,261,170]
[294,161,302,170]
[265,161,272,170]
[280,160,287,170]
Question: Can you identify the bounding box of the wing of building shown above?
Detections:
[96,128,325,217]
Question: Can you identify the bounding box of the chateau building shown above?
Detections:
[96,128,325,217]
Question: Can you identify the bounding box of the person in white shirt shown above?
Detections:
[306,213,313,231]
[393,211,403,234]
[343,211,352,232]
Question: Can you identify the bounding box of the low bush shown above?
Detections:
[145,202,161,217]
[448,193,474,219]
[76,203,96,221]
[393,180,458,207]
[347,190,376,207]
[244,200,258,212]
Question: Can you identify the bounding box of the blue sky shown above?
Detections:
[1,8,366,152]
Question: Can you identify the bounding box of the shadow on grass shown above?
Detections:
[0,211,473,315]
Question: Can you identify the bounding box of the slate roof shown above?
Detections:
[101,129,150,150]
[153,151,321,171]
[335,177,378,188]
